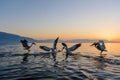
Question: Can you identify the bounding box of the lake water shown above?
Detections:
[0,43,120,80]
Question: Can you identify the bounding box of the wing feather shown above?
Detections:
[68,43,81,51]
[61,43,67,47]
[53,37,59,49]
[39,46,51,51]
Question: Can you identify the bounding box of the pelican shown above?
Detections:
[91,40,107,56]
[39,37,59,61]
[61,43,81,60]
[20,39,36,52]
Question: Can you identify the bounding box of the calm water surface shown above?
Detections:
[0,43,120,80]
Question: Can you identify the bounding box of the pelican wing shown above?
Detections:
[68,43,81,51]
[100,45,106,51]
[100,41,106,50]
[39,46,51,51]
[61,43,67,47]
[90,42,97,46]
[53,37,59,49]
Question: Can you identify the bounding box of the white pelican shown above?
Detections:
[20,39,36,52]
[91,40,107,56]
[39,37,59,61]
[61,43,81,60]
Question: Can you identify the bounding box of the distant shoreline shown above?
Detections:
[0,31,119,44]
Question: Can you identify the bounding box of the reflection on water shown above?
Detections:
[21,53,29,64]
[92,58,108,70]
[0,43,120,80]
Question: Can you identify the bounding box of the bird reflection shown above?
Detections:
[21,53,29,64]
[72,53,81,60]
[93,57,107,70]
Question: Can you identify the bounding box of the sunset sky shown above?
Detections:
[0,0,120,41]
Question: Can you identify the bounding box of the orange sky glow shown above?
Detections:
[1,0,120,42]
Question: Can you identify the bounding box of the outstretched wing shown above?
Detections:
[61,43,67,47]
[61,43,67,51]
[68,43,81,51]
[53,37,59,49]
[39,46,51,51]
[90,42,97,46]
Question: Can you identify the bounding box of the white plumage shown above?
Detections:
[61,43,81,60]
[91,40,107,56]
[20,39,36,52]
[39,37,59,61]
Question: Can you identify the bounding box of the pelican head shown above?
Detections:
[99,40,104,43]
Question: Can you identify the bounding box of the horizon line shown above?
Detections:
[0,31,120,43]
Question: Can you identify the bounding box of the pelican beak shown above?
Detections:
[90,43,94,46]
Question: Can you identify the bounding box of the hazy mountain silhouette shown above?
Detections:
[37,39,111,43]
[0,32,36,44]
[0,31,112,44]
[63,39,111,43]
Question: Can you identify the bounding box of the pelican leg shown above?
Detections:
[65,53,69,60]
[100,51,103,57]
